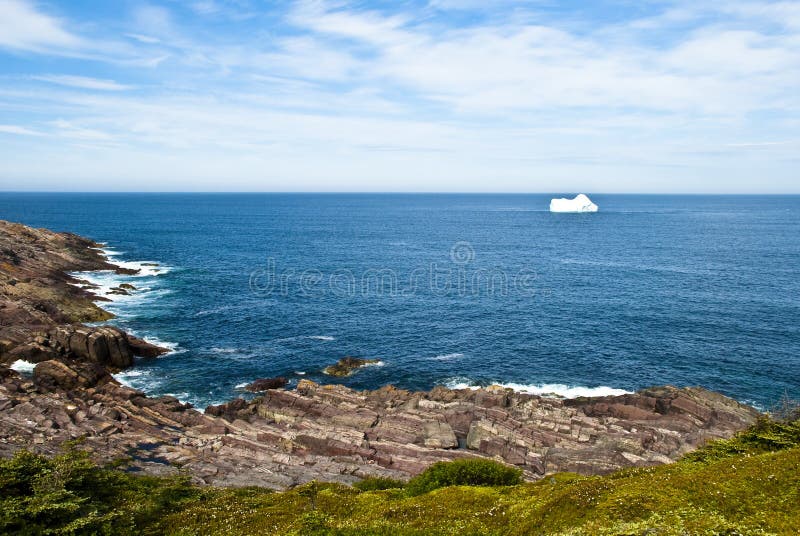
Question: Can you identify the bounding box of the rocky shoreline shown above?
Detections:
[0,220,760,489]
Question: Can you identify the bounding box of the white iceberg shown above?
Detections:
[549,194,598,213]
[10,359,36,374]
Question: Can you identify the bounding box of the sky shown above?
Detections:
[0,0,798,193]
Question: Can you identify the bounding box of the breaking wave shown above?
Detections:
[443,378,630,399]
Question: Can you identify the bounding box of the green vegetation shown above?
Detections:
[2,418,799,535]
[682,415,800,463]
[405,458,522,496]
[352,476,406,492]
[0,443,199,535]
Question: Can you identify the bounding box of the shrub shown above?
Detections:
[682,415,800,463]
[353,477,406,492]
[0,445,200,535]
[405,459,522,496]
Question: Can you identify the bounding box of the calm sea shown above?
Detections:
[2,193,798,409]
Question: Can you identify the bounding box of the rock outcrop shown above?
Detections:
[0,220,166,368]
[0,219,761,490]
[0,363,759,489]
[243,377,289,392]
[323,356,381,377]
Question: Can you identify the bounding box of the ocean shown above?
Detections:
[2,193,798,409]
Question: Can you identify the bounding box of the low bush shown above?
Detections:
[405,459,522,496]
[353,477,406,492]
[682,415,800,463]
[0,444,199,535]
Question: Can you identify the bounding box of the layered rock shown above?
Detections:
[0,219,761,490]
[0,220,166,367]
[0,362,758,488]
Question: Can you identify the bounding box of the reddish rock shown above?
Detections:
[244,377,288,392]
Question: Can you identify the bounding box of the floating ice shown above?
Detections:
[10,360,36,374]
[549,194,598,213]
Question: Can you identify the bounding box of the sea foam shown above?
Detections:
[430,353,464,361]
[444,378,629,398]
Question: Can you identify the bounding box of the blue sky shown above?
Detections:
[0,0,798,192]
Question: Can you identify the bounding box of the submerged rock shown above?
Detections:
[244,377,288,392]
[323,356,381,377]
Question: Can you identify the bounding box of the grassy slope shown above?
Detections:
[2,418,799,535]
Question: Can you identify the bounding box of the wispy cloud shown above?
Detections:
[32,75,134,91]
[0,124,44,136]
[125,33,161,44]
[0,0,798,192]
[0,0,81,52]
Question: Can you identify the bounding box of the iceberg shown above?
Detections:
[10,359,36,374]
[549,194,598,213]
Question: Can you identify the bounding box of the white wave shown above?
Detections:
[113,260,171,277]
[10,359,36,374]
[91,245,172,277]
[308,336,335,341]
[443,378,629,399]
[141,336,182,355]
[430,353,464,361]
[211,347,239,354]
[363,360,384,368]
[208,347,258,361]
[295,371,307,375]
[234,382,248,389]
[164,392,190,401]
[113,369,153,390]
[195,305,244,317]
[69,270,127,302]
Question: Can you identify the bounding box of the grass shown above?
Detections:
[1,418,799,535]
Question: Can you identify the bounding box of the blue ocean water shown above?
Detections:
[2,193,798,409]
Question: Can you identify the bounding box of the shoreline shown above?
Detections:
[0,219,762,488]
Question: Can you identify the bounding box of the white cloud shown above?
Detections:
[126,33,161,44]
[32,75,134,91]
[288,2,412,46]
[280,2,800,117]
[0,0,81,52]
[0,1,799,192]
[0,124,44,136]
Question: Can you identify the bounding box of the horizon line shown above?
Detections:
[2,191,800,196]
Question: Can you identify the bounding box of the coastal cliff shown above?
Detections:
[0,220,760,489]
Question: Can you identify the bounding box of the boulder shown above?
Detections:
[323,356,380,377]
[33,359,108,391]
[422,421,458,448]
[244,377,288,392]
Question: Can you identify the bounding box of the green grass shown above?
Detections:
[2,419,799,535]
